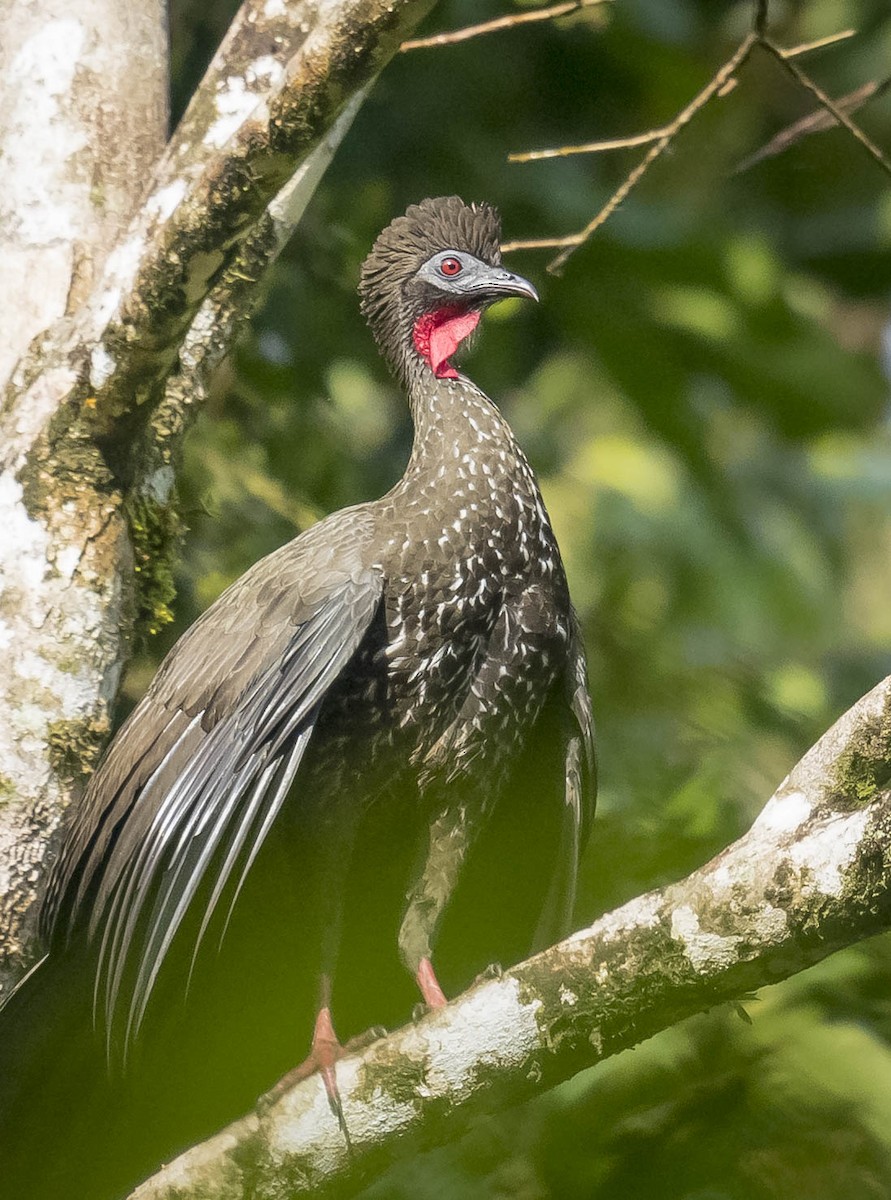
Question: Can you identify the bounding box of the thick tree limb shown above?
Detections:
[0,0,168,991]
[127,676,891,1199]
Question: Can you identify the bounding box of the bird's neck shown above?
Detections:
[403,364,521,479]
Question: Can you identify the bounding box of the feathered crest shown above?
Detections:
[359,197,502,345]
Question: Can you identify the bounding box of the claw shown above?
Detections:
[474,961,503,984]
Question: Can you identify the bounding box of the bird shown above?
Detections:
[0,196,595,1198]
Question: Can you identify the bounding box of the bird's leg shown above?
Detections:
[416,955,448,1010]
[304,974,342,1110]
[399,803,479,1013]
[262,822,360,1131]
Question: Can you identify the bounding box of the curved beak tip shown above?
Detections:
[507,272,539,303]
[469,266,540,305]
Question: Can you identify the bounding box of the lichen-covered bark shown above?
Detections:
[126,677,891,1200]
[0,0,168,395]
[0,0,168,993]
[0,0,436,996]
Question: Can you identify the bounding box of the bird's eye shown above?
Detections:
[439,256,463,277]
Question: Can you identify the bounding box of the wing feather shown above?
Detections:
[40,513,383,1053]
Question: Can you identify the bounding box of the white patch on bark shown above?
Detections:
[0,469,123,971]
[1,20,87,245]
[145,466,176,505]
[1,365,79,471]
[92,232,145,326]
[205,75,264,150]
[145,179,188,224]
[90,345,117,389]
[245,56,284,87]
[670,904,741,971]
[571,888,663,948]
[789,808,871,898]
[757,903,789,941]
[752,789,812,834]
[424,977,542,1093]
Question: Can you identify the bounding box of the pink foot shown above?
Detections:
[416,955,448,1010]
[263,1003,344,1110]
[262,1005,385,1142]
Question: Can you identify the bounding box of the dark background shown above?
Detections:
[141,1,891,1195]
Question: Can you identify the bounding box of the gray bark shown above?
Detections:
[0,0,168,987]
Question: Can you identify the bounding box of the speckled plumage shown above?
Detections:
[39,196,596,1062]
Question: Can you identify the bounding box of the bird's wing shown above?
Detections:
[41,510,383,1047]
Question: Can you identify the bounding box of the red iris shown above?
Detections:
[440,256,462,277]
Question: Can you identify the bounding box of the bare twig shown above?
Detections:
[780,29,856,59]
[735,78,890,175]
[505,2,891,273]
[510,127,672,163]
[400,0,611,52]
[760,41,891,178]
[506,33,759,269]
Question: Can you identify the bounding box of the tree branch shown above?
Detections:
[400,0,611,52]
[734,77,891,174]
[505,3,890,273]
[0,0,168,990]
[127,676,891,1199]
[0,0,436,995]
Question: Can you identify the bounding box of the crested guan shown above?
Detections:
[0,196,595,1198]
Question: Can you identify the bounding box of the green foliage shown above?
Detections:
[142,0,891,1193]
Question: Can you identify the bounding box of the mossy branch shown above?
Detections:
[127,676,891,1199]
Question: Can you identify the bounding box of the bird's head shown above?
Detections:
[359,196,538,383]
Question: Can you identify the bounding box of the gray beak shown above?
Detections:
[472,266,539,304]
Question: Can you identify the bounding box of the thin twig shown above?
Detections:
[505,0,890,272]
[734,78,889,175]
[760,39,891,178]
[510,126,672,163]
[400,0,611,52]
[539,32,758,273]
[780,28,855,59]
[501,234,581,252]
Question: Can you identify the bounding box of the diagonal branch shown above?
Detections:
[127,676,891,1199]
[78,0,436,441]
[734,77,891,175]
[504,32,759,267]
[758,40,891,178]
[133,88,372,555]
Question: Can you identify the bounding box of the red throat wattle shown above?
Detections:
[413,308,481,379]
